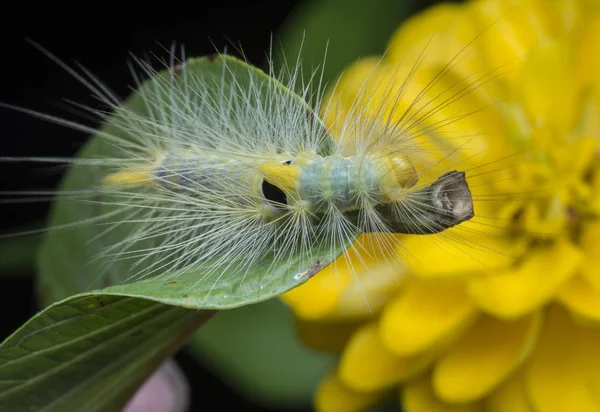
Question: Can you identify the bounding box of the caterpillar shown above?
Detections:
[0,26,520,309]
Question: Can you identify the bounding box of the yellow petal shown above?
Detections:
[281,234,403,321]
[577,1,600,85]
[383,0,543,162]
[517,38,579,136]
[281,263,350,320]
[590,169,600,217]
[591,344,600,408]
[557,273,600,323]
[525,304,600,412]
[373,1,509,159]
[320,57,386,145]
[546,0,585,37]
[315,369,387,412]
[402,374,484,412]
[335,256,408,320]
[293,317,364,354]
[469,0,551,85]
[485,370,535,412]
[338,323,435,392]
[580,220,600,292]
[432,312,542,403]
[399,231,519,280]
[379,279,478,356]
[386,2,472,69]
[467,237,583,319]
[567,136,599,179]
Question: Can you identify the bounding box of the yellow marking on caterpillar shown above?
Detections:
[259,161,300,191]
[103,151,165,187]
[102,169,154,186]
[292,151,320,166]
[368,149,418,202]
[388,153,418,188]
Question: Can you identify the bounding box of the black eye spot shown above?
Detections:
[283,160,292,165]
[262,180,288,207]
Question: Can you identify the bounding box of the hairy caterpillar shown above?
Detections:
[0,26,522,309]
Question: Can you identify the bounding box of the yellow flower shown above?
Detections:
[282,0,600,411]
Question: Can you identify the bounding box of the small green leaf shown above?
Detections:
[185,298,337,409]
[0,293,214,412]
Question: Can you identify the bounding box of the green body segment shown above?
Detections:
[153,150,390,214]
[296,154,385,213]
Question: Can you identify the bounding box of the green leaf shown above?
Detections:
[275,0,417,90]
[1,54,351,410]
[0,293,215,412]
[185,298,337,409]
[35,54,351,309]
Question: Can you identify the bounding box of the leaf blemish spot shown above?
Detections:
[293,260,324,281]
[164,281,177,285]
